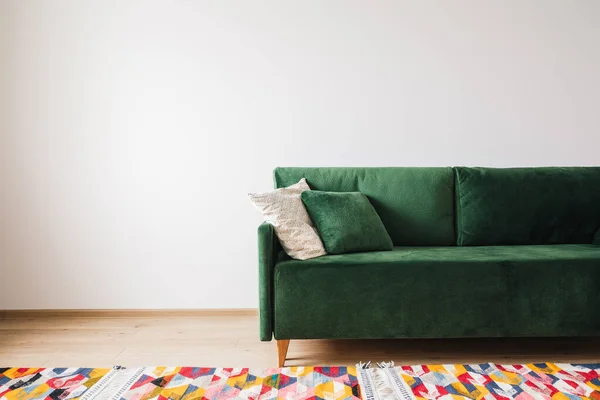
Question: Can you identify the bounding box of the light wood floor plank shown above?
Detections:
[1,314,598,368]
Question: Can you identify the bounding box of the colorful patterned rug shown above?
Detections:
[1,363,599,399]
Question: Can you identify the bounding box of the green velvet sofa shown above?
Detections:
[258,167,600,366]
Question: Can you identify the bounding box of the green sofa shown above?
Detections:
[258,167,600,366]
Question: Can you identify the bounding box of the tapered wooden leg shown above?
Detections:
[277,339,290,367]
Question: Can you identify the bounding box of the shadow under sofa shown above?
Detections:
[257,167,600,367]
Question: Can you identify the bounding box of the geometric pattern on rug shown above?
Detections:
[0,367,110,400]
[394,363,600,399]
[120,366,361,400]
[0,363,598,399]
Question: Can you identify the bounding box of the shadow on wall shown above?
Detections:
[0,129,32,309]
[0,4,31,307]
[0,124,90,310]
[0,32,76,307]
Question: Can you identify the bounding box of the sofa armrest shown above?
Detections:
[258,222,282,341]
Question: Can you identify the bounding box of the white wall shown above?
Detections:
[1,0,599,309]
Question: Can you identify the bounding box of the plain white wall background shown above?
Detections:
[1,0,599,309]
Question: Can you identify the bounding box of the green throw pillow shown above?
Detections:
[301,191,393,254]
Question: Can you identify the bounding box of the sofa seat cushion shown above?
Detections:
[273,245,600,340]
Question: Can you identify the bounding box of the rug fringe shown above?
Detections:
[357,361,372,369]
[376,361,395,369]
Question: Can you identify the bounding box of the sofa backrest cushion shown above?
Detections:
[455,166,600,246]
[274,167,455,246]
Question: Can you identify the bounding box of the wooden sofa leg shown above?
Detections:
[277,339,290,367]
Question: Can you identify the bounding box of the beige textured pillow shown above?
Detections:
[249,178,326,260]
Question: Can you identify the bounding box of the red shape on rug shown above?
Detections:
[47,374,85,389]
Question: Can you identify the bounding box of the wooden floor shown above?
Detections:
[1,312,599,368]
